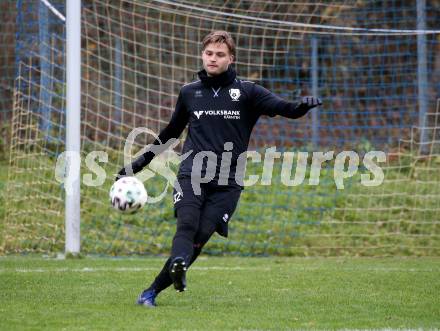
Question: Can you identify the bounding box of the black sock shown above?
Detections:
[149,257,172,294]
[148,243,204,295]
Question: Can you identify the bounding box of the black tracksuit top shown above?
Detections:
[128,67,311,187]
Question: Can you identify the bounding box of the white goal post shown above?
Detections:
[65,0,81,255]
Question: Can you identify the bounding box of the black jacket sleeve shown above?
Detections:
[251,83,312,119]
[117,91,189,179]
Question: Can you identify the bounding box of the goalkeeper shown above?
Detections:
[116,31,322,307]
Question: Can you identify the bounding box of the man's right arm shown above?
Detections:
[116,91,189,180]
[251,83,321,119]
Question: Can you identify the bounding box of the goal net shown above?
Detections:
[4,0,440,256]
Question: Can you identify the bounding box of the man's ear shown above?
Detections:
[229,55,234,64]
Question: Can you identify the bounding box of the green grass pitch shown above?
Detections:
[1,256,439,330]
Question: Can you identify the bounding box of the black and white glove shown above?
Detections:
[300,96,322,110]
[115,156,145,182]
[115,168,127,182]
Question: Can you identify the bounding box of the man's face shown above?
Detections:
[202,42,234,76]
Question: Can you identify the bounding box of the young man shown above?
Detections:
[117,31,321,307]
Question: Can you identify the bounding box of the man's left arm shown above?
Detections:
[251,83,321,119]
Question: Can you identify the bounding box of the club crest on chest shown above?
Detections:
[229,88,241,101]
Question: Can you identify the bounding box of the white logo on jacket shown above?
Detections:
[229,89,241,101]
[193,110,240,120]
[194,111,204,119]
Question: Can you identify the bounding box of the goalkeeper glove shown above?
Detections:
[115,156,145,182]
[300,96,322,110]
[115,168,126,182]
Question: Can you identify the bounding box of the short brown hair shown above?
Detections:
[202,31,236,56]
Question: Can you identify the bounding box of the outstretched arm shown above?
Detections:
[116,91,189,179]
[252,84,321,119]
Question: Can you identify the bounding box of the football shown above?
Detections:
[109,176,148,213]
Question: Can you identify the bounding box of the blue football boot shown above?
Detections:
[136,288,157,307]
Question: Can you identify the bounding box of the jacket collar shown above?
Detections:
[197,66,237,88]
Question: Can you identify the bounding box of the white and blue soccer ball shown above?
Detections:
[109,176,148,213]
